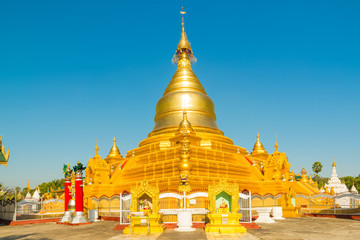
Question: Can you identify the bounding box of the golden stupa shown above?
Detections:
[84,12,318,225]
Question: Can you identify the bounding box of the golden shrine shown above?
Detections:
[205,179,246,233]
[83,10,319,233]
[123,180,165,234]
[0,135,10,167]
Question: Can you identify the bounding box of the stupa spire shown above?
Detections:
[108,137,121,157]
[94,139,101,159]
[274,134,279,153]
[300,165,307,176]
[172,6,195,67]
[151,7,221,135]
[27,180,31,191]
[251,133,267,155]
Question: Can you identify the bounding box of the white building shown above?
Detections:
[324,160,350,207]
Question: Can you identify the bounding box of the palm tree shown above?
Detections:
[312,162,323,175]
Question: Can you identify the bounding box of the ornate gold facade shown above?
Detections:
[83,16,318,218]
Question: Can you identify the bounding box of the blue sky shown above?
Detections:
[0,1,359,188]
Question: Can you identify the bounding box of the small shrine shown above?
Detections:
[205,179,246,233]
[0,135,10,167]
[123,180,165,234]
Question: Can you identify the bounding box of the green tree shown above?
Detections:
[312,162,323,175]
[312,175,329,189]
[339,176,360,192]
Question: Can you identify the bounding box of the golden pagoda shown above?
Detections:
[0,135,10,167]
[83,10,319,226]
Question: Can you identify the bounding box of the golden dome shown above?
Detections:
[108,137,121,158]
[151,16,220,135]
[251,133,267,155]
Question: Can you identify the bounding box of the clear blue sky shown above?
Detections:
[1,1,359,188]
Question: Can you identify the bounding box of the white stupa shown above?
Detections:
[324,159,350,207]
[324,160,348,194]
[25,192,32,199]
[32,188,40,201]
[350,183,358,194]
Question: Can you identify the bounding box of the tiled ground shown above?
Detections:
[1,217,360,240]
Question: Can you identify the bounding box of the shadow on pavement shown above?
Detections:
[0,233,51,240]
[157,229,207,240]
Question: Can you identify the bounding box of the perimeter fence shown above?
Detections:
[296,193,360,215]
[0,189,64,222]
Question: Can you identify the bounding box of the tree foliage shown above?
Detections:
[0,179,65,201]
[312,174,329,189]
[340,175,360,192]
[312,162,323,174]
[38,179,65,194]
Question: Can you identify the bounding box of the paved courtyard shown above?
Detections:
[248,216,360,240]
[0,217,360,240]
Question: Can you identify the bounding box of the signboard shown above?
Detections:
[222,218,228,224]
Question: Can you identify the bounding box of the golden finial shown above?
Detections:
[332,157,336,167]
[95,139,99,155]
[274,134,279,153]
[94,139,101,159]
[108,136,121,157]
[251,132,267,155]
[180,6,186,30]
[172,6,196,66]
